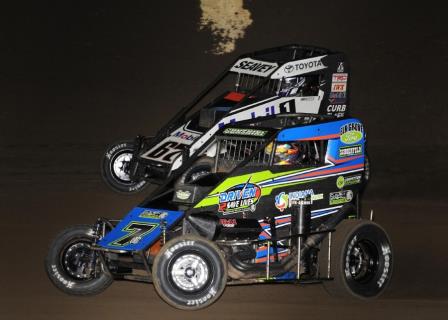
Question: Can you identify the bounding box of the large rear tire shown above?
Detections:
[175,157,215,186]
[321,220,393,299]
[45,225,113,296]
[152,235,227,310]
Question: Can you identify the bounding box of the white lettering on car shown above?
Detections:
[377,244,392,288]
[51,265,75,289]
[186,287,217,306]
[164,240,195,259]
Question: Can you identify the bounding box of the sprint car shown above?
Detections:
[101,44,351,194]
[46,101,393,309]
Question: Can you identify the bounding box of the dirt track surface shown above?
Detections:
[1,0,448,319]
[1,181,448,319]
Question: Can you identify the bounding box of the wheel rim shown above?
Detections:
[111,152,133,182]
[62,242,96,280]
[347,239,379,283]
[170,254,210,292]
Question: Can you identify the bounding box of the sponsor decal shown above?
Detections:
[329,91,346,104]
[129,180,147,192]
[218,98,302,129]
[218,179,261,214]
[332,73,348,83]
[310,193,324,201]
[186,287,217,306]
[105,143,127,159]
[336,176,345,189]
[331,83,347,92]
[377,244,392,288]
[141,125,200,163]
[271,56,327,78]
[51,265,75,288]
[274,192,289,212]
[173,131,198,141]
[331,72,348,94]
[329,190,353,205]
[176,190,192,200]
[327,104,346,113]
[284,65,294,73]
[339,144,362,158]
[299,96,316,101]
[290,189,316,201]
[284,59,323,74]
[337,62,344,73]
[219,218,237,227]
[230,58,278,76]
[345,235,357,277]
[139,210,168,219]
[327,104,346,118]
[223,127,269,137]
[344,175,362,187]
[164,240,195,259]
[172,126,201,141]
[274,189,323,212]
[129,236,142,244]
[340,122,364,144]
[336,175,362,189]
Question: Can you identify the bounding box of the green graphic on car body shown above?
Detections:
[194,168,322,209]
[336,176,345,189]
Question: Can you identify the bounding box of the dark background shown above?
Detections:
[1,1,447,319]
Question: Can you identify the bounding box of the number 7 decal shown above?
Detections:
[109,221,158,247]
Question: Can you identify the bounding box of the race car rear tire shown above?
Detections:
[175,157,215,186]
[101,140,149,194]
[320,220,393,299]
[363,154,371,183]
[45,225,113,296]
[152,235,227,310]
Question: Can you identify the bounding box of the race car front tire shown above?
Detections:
[152,235,227,310]
[321,220,393,299]
[101,140,149,194]
[45,225,113,296]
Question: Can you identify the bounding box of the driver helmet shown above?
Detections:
[265,143,300,165]
[278,76,306,96]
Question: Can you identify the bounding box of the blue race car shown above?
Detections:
[46,45,392,310]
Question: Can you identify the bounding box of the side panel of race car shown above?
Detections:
[271,53,350,118]
[139,53,349,172]
[254,206,345,264]
[193,118,365,219]
[98,207,184,251]
[171,93,324,170]
[190,118,364,265]
[139,121,203,164]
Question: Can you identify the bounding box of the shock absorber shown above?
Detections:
[291,196,312,280]
[86,219,102,275]
[129,135,144,180]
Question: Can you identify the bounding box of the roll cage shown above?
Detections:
[140,112,337,210]
[150,44,340,143]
